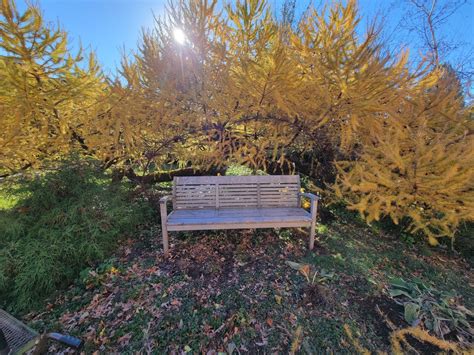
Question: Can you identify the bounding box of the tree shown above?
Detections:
[398,0,473,91]
[101,0,302,176]
[286,0,411,150]
[0,0,414,178]
[335,67,474,244]
[0,0,105,175]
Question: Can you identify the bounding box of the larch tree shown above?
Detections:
[334,67,474,244]
[0,0,105,174]
[100,0,302,177]
[97,0,233,177]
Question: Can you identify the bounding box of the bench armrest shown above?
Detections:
[298,192,319,250]
[159,195,172,204]
[299,192,320,201]
[160,195,172,223]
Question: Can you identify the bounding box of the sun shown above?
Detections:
[173,27,186,45]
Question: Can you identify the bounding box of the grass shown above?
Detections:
[21,212,472,353]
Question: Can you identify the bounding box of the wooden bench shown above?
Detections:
[159,175,319,255]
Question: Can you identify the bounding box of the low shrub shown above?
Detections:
[0,159,154,312]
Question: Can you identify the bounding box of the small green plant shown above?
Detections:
[286,261,335,285]
[0,187,19,210]
[225,164,265,176]
[389,278,473,346]
[277,228,293,241]
[400,233,416,247]
[80,258,120,289]
[316,224,329,235]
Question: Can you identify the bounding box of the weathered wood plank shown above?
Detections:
[174,175,300,209]
[168,215,311,225]
[175,175,299,184]
[168,220,312,231]
[168,207,310,220]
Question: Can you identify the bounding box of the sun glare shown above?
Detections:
[173,28,186,45]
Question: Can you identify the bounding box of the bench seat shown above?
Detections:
[160,175,319,255]
[167,207,312,231]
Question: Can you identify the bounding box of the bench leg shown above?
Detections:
[162,226,169,256]
[309,221,316,250]
[309,198,318,250]
[160,202,169,256]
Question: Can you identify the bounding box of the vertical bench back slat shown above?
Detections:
[173,175,300,210]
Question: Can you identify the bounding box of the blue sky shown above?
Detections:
[15,0,474,77]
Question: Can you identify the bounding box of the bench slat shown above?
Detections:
[167,207,311,225]
[175,175,299,184]
[168,221,312,231]
[173,175,300,209]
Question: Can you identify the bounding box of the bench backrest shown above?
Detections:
[173,175,301,210]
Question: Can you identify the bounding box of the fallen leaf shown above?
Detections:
[78,311,90,324]
[299,265,311,277]
[286,261,304,270]
[171,299,182,306]
[227,341,237,354]
[117,333,132,347]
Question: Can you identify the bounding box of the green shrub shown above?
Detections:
[0,159,154,312]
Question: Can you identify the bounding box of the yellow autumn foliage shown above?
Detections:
[1,0,472,243]
[335,68,474,242]
[390,327,463,354]
[0,0,420,174]
[344,324,465,354]
[0,0,105,172]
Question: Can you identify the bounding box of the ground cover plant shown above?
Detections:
[389,277,472,344]
[0,159,154,312]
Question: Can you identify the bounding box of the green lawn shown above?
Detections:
[23,212,473,353]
